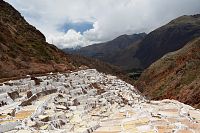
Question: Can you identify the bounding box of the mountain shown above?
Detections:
[135,14,200,69]
[64,33,146,70]
[63,45,82,53]
[0,0,76,79]
[1,1,200,132]
[68,14,200,71]
[0,0,126,82]
[136,37,200,108]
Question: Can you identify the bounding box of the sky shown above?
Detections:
[6,0,200,49]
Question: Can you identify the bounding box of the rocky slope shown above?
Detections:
[0,0,76,79]
[136,37,200,108]
[70,15,200,71]
[0,69,200,132]
[64,33,146,70]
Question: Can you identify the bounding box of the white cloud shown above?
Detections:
[48,29,93,49]
[6,0,200,48]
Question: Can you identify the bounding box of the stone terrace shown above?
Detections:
[0,69,199,133]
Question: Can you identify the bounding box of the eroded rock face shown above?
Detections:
[0,69,200,133]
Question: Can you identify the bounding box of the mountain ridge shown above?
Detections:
[64,33,146,70]
[135,14,200,69]
[68,14,200,70]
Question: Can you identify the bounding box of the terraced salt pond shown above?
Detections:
[0,69,200,133]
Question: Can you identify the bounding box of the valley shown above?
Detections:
[0,0,200,132]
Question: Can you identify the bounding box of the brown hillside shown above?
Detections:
[0,0,76,79]
[136,37,200,108]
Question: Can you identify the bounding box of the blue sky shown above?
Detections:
[59,22,94,34]
[6,0,200,48]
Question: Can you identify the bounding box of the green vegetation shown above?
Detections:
[31,42,53,62]
[180,72,197,85]
[154,84,166,98]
